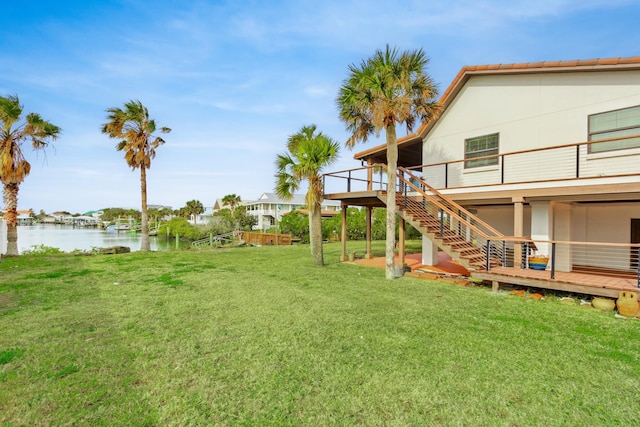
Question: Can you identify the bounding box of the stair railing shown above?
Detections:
[377,163,507,268]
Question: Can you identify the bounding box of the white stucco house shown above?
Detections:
[326,56,640,296]
[245,192,341,231]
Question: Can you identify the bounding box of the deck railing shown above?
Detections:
[486,237,640,287]
[322,162,640,287]
[324,135,640,193]
[323,166,387,193]
[409,134,640,190]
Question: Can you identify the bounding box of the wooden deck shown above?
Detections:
[353,252,639,298]
[471,266,639,298]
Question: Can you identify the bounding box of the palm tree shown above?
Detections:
[222,194,241,213]
[101,100,170,251]
[184,199,204,224]
[336,45,440,279]
[0,95,61,256]
[275,124,339,266]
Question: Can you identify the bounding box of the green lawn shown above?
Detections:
[1,241,638,426]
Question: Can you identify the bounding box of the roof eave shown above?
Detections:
[352,56,640,162]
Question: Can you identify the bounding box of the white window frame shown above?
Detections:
[588,105,640,154]
[464,133,499,169]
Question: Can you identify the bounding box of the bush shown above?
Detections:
[21,244,63,255]
[157,218,205,240]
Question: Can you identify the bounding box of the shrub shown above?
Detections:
[21,245,63,255]
[157,218,204,240]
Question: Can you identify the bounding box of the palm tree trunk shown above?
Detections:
[385,124,398,279]
[309,200,324,266]
[3,183,20,256]
[140,166,150,251]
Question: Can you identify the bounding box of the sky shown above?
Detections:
[1,0,639,214]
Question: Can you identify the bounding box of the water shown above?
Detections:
[14,224,177,253]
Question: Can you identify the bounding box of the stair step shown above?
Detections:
[442,237,467,245]
[460,252,488,262]
[456,246,481,254]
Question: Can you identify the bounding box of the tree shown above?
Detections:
[222,194,241,213]
[213,205,255,232]
[337,45,440,279]
[101,100,170,251]
[275,124,339,266]
[184,199,204,224]
[280,210,309,242]
[232,205,256,230]
[0,95,61,255]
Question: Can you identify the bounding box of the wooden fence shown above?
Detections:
[239,231,292,246]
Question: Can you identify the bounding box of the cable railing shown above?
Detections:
[407,134,640,190]
[494,238,640,287]
[322,166,387,193]
[389,165,507,269]
[322,160,640,288]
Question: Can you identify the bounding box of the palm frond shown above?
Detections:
[336,45,440,147]
[275,125,340,209]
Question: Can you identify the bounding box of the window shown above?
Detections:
[464,133,499,168]
[589,105,640,153]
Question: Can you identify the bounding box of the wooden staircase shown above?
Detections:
[376,167,507,271]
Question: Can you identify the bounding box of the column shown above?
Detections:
[399,217,405,267]
[530,201,553,258]
[513,196,524,268]
[422,236,438,266]
[365,206,373,259]
[340,202,348,261]
[554,202,572,272]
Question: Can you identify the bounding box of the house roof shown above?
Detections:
[244,192,341,207]
[354,56,640,166]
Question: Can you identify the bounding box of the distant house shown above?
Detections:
[84,210,103,219]
[244,192,341,231]
[196,206,214,224]
[41,216,56,224]
[51,211,70,222]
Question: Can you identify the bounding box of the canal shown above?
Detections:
[12,224,180,253]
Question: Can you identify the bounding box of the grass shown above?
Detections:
[0,241,639,426]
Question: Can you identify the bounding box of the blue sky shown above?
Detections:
[1,0,638,213]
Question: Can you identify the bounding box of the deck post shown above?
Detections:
[502,240,507,267]
[340,202,348,261]
[399,217,406,268]
[550,242,556,279]
[403,174,407,209]
[365,206,373,259]
[367,160,373,191]
[492,280,500,293]
[485,240,491,271]
[444,163,448,188]
[513,196,525,269]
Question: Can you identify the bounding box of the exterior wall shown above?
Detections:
[423,70,640,188]
[569,202,639,271]
[473,205,532,237]
[472,202,639,270]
